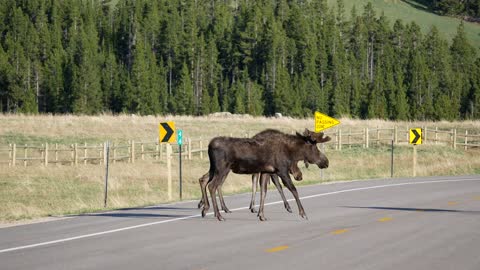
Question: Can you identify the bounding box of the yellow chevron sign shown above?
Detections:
[314,111,340,132]
[409,128,422,145]
[159,122,176,143]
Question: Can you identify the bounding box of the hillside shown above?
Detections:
[327,0,480,49]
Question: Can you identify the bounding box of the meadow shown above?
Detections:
[0,114,479,224]
[327,0,480,48]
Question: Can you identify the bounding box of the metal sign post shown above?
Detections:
[178,130,183,200]
[104,141,110,208]
[390,139,394,178]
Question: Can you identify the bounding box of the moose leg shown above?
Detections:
[217,184,231,213]
[197,172,209,209]
[209,170,230,221]
[257,173,270,221]
[249,173,260,213]
[270,174,292,213]
[207,179,222,220]
[201,173,212,218]
[289,162,303,181]
[278,172,307,220]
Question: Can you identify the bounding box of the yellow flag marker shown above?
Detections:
[315,111,340,132]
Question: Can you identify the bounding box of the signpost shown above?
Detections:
[178,129,183,200]
[314,111,340,180]
[409,128,422,177]
[315,111,340,132]
[159,122,177,200]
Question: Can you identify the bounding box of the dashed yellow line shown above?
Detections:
[332,229,349,235]
[474,196,480,201]
[266,245,289,253]
[448,201,458,206]
[378,217,393,222]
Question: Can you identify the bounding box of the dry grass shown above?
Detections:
[0,114,479,223]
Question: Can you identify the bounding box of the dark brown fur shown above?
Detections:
[201,129,330,221]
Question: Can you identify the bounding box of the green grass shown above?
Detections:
[328,0,480,50]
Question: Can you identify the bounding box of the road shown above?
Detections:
[1,175,479,270]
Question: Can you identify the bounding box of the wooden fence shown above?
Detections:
[1,127,479,167]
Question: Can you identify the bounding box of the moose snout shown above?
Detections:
[317,158,329,169]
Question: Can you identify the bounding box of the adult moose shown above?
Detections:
[197,129,307,214]
[201,129,330,221]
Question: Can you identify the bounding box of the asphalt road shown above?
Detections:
[1,175,479,270]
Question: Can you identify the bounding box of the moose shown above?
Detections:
[197,129,308,214]
[200,129,330,221]
[197,160,303,214]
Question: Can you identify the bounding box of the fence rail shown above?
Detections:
[1,127,479,167]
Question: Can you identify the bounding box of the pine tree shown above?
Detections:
[450,22,477,119]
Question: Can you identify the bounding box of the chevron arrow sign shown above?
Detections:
[159,122,176,143]
[409,128,422,145]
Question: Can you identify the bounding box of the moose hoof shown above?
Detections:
[197,201,203,209]
[217,215,225,221]
[258,215,267,221]
[250,208,257,213]
[223,208,232,213]
[285,206,292,213]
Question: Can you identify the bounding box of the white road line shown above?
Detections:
[1,177,478,254]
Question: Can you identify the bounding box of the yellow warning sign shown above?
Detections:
[314,111,340,132]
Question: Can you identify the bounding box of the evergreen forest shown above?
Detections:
[0,0,479,120]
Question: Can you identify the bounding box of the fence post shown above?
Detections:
[338,129,342,151]
[24,144,27,167]
[452,129,457,149]
[335,130,339,150]
[364,128,369,148]
[465,130,468,151]
[45,143,48,166]
[130,140,135,163]
[71,144,74,166]
[84,142,87,165]
[12,144,16,167]
[424,126,427,144]
[74,143,78,165]
[166,143,173,200]
[141,143,145,161]
[155,143,159,161]
[376,126,380,145]
[55,144,59,165]
[113,143,117,164]
[103,143,107,164]
[348,128,351,149]
[394,126,398,144]
[435,127,438,145]
[188,138,192,160]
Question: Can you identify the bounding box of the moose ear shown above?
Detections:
[320,135,331,143]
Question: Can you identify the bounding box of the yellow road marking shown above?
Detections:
[266,245,289,253]
[332,229,349,235]
[378,217,393,222]
[474,196,480,201]
[448,201,458,205]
